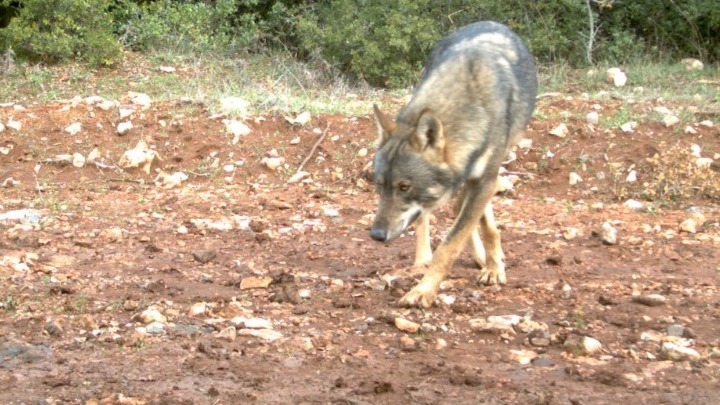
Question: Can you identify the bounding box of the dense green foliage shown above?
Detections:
[0,0,718,85]
[0,0,121,66]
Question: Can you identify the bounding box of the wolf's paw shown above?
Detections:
[399,284,437,308]
[477,268,507,285]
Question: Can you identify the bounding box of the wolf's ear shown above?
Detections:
[373,104,395,146]
[409,109,444,152]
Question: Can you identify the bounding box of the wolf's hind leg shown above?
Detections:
[477,202,506,285]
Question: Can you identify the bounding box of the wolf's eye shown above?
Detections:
[398,182,411,192]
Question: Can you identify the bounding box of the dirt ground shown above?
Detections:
[1,91,719,405]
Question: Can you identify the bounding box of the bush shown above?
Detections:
[0,0,122,66]
[115,0,257,55]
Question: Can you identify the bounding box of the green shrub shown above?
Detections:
[115,0,251,54]
[0,0,122,66]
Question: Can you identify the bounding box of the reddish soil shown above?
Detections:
[1,93,719,405]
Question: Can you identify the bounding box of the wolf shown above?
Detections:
[370,21,537,308]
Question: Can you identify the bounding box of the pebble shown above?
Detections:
[136,306,167,324]
[569,172,582,186]
[216,326,237,342]
[240,276,273,290]
[394,317,421,333]
[632,294,667,307]
[549,123,569,138]
[193,250,217,264]
[586,111,599,125]
[145,322,166,334]
[599,222,617,245]
[117,121,133,135]
[188,302,207,317]
[399,335,419,352]
[238,328,283,342]
[667,324,685,338]
[661,342,700,361]
[45,319,64,336]
[509,349,538,365]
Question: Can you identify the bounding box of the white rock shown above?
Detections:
[684,125,697,134]
[225,119,251,137]
[582,336,603,354]
[0,122,5,132]
[395,317,421,333]
[680,58,703,70]
[238,328,283,342]
[586,111,599,125]
[600,222,617,245]
[287,111,311,125]
[287,171,310,184]
[699,120,714,128]
[154,170,188,189]
[623,199,644,211]
[87,148,101,162]
[119,140,158,174]
[216,326,237,341]
[496,175,514,192]
[662,342,700,361]
[137,307,167,325]
[679,218,698,233]
[117,121,133,135]
[119,108,134,119]
[487,315,522,326]
[654,106,673,116]
[606,68,627,87]
[509,349,538,365]
[569,172,582,186]
[6,117,21,131]
[690,144,702,157]
[517,138,533,149]
[625,170,637,182]
[96,100,117,111]
[695,158,713,169]
[357,148,368,157]
[620,121,636,133]
[261,156,285,171]
[128,92,152,109]
[159,65,176,73]
[188,302,207,316]
[549,123,569,138]
[72,153,86,168]
[663,115,680,127]
[64,122,82,135]
[563,227,579,240]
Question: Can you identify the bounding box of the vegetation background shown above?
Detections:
[0,0,718,88]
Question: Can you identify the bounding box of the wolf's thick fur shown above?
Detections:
[370,21,537,308]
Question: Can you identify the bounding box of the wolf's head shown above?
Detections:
[369,105,457,242]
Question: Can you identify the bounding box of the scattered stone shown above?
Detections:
[435,338,448,350]
[667,324,685,338]
[661,342,700,361]
[564,335,602,355]
[232,317,273,329]
[193,250,216,264]
[240,276,273,290]
[680,58,703,70]
[528,330,552,347]
[117,121,133,135]
[119,108,134,119]
[685,125,697,134]
[606,67,627,87]
[699,119,714,128]
[44,319,64,336]
[598,295,619,306]
[394,317,421,333]
[216,326,237,342]
[632,294,667,307]
[287,171,310,184]
[128,91,152,109]
[261,156,285,171]
[145,322,165,334]
[516,318,549,334]
[238,328,283,342]
[569,172,582,186]
[285,111,311,125]
[470,318,516,337]
[623,199,644,211]
[563,227,579,240]
[71,153,86,168]
[549,123,569,138]
[599,222,617,245]
[679,218,699,233]
[64,122,81,135]
[620,121,636,133]
[625,170,637,182]
[662,114,680,127]
[586,111,599,125]
[135,306,167,325]
[582,337,603,354]
[399,335,419,352]
[7,117,22,131]
[695,157,713,169]
[118,140,158,174]
[154,170,188,189]
[188,302,207,317]
[159,65,177,73]
[509,349,538,365]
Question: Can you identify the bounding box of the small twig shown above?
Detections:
[296,123,330,174]
[185,170,212,177]
[108,178,144,184]
[504,171,538,178]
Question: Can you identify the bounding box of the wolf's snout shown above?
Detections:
[370,227,388,242]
